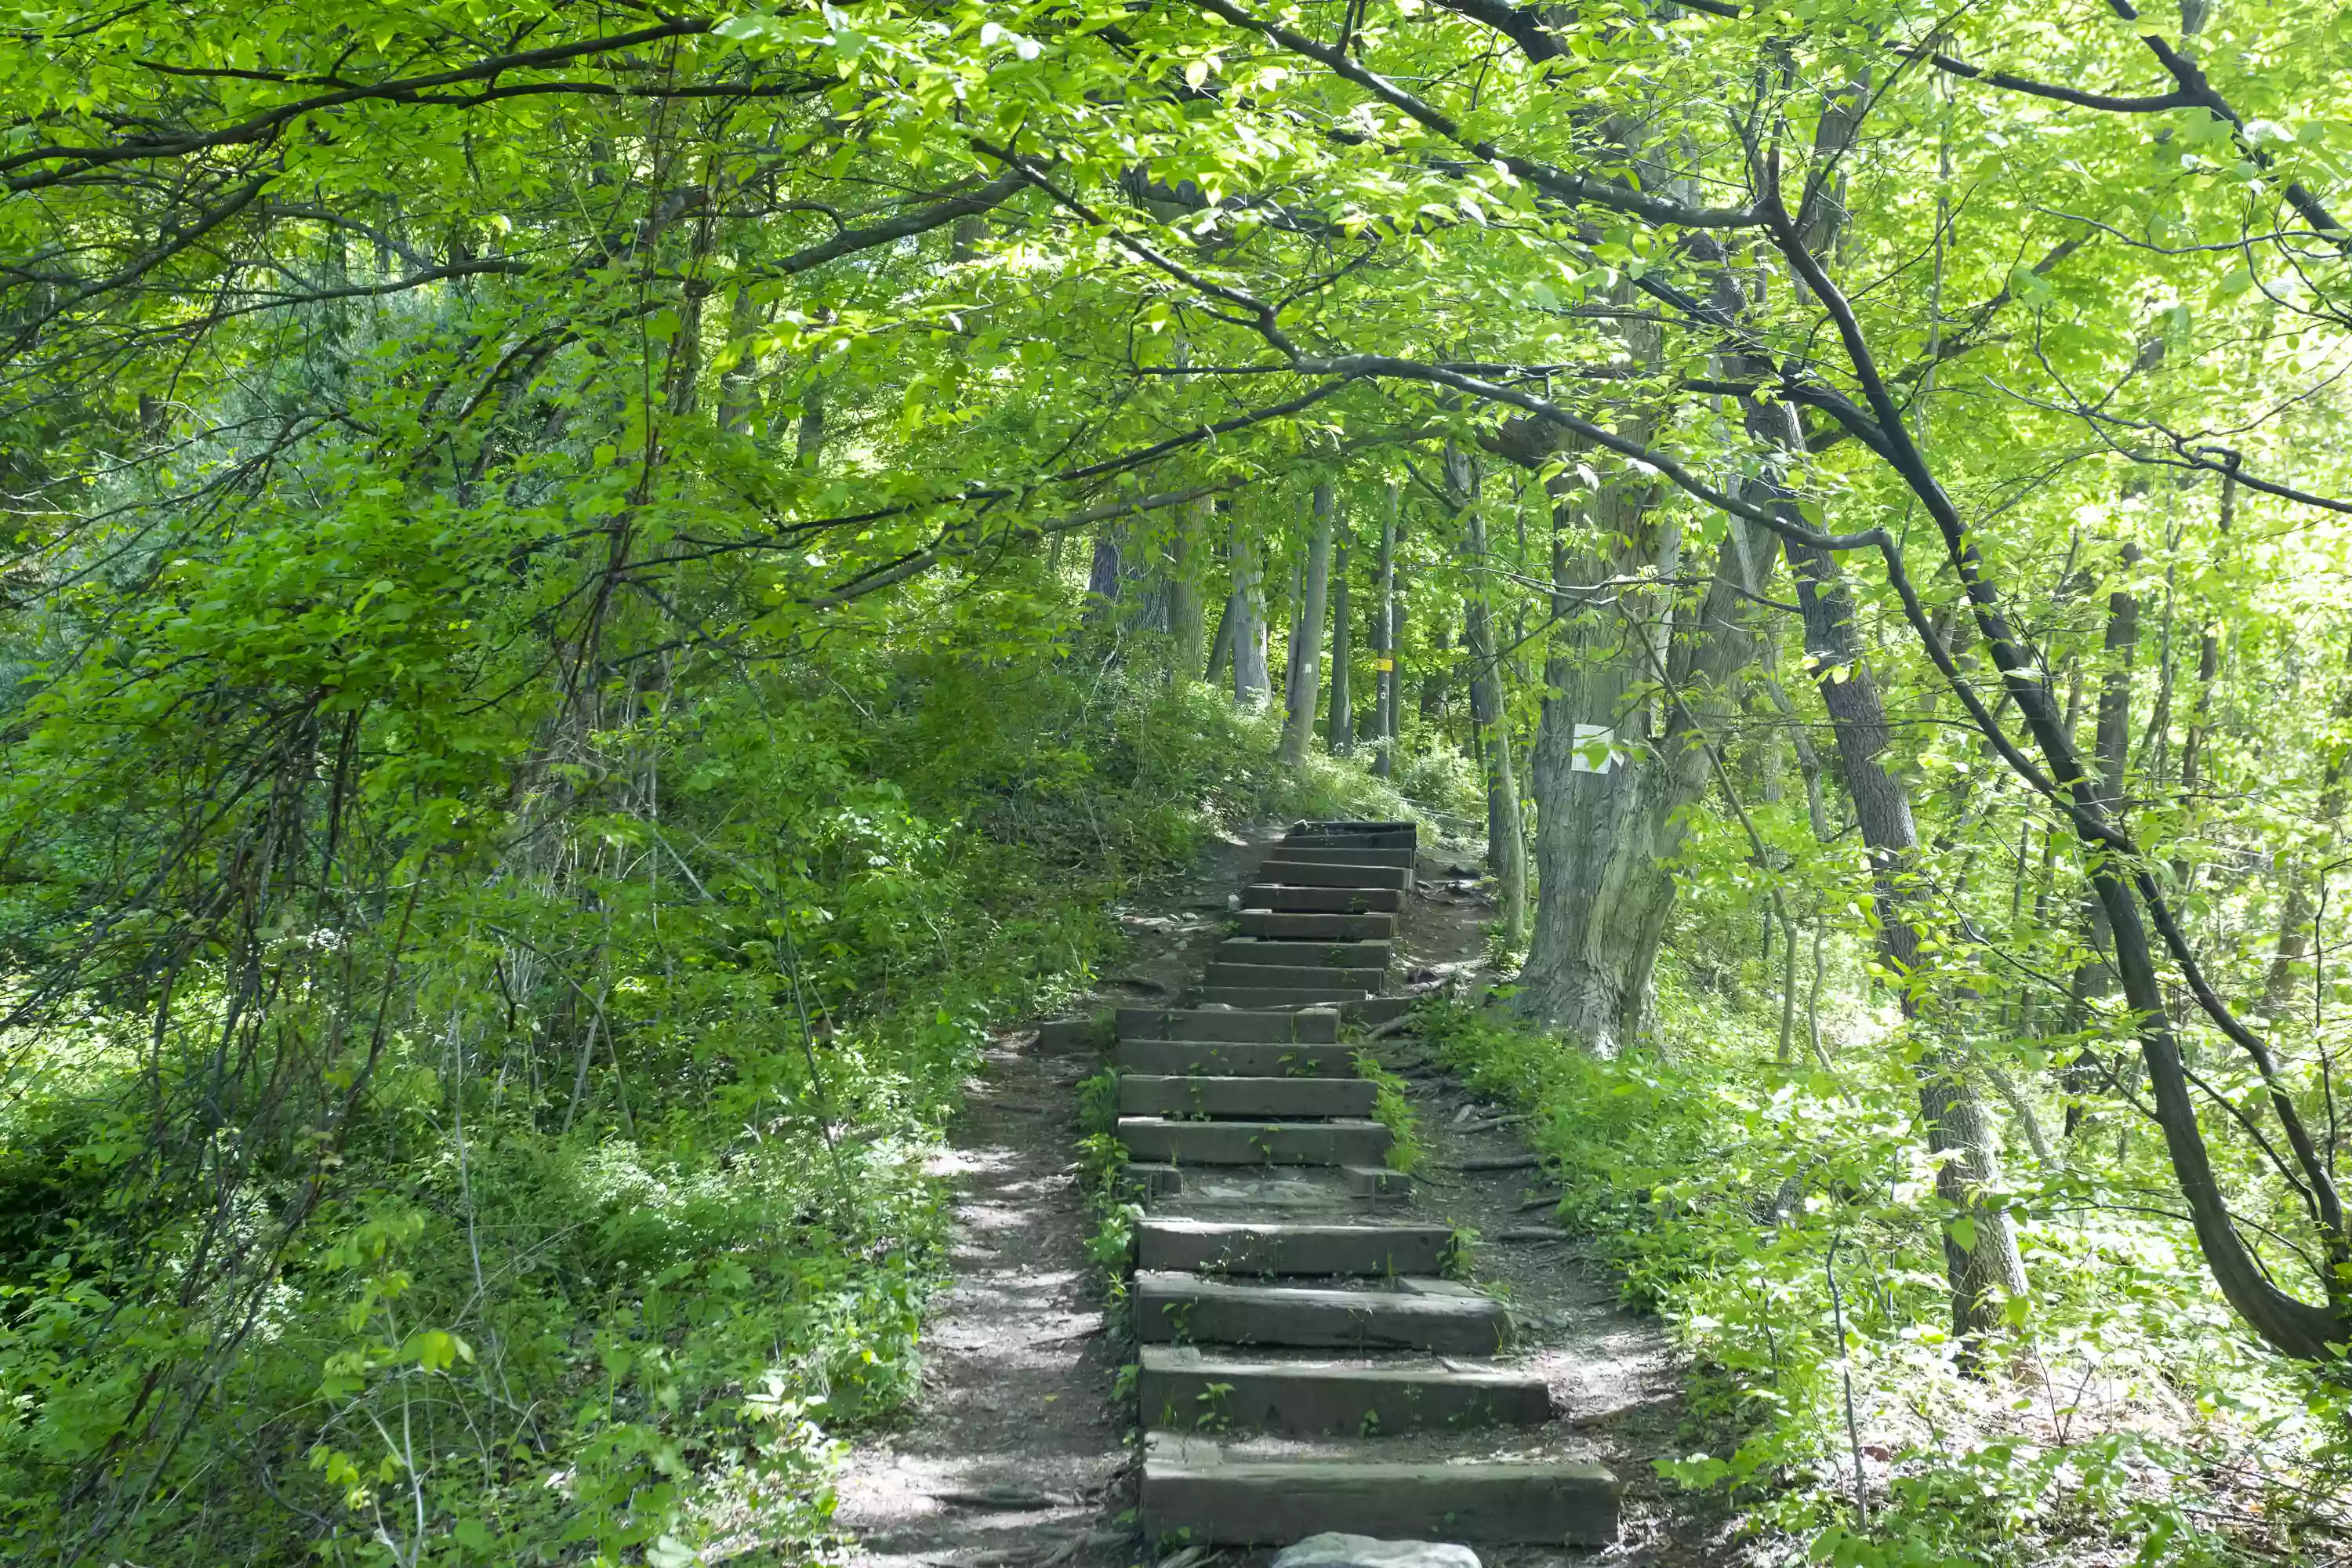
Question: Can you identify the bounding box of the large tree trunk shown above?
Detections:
[1229,510,1271,706]
[1328,521,1353,753]
[1516,482,1769,1051]
[1167,497,1209,682]
[1085,529,1123,625]
[1279,484,1335,768]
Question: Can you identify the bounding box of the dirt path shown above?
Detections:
[831,830,1272,1568]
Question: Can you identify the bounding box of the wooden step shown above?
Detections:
[1114,1040,1361,1077]
[1215,938,1393,969]
[1137,1346,1549,1434]
[1133,1273,1508,1352]
[1137,1218,1452,1274]
[1238,911,1397,942]
[1117,1007,1341,1044]
[1243,884,1406,915]
[1205,963,1387,993]
[1285,829,1417,851]
[1122,1162,1182,1198]
[1139,1432,1617,1545]
[1255,859,1413,891]
[1290,818,1417,837]
[1117,1117,1392,1167]
[1120,1075,1378,1120]
[1196,986,1374,1010]
[1265,846,1418,869]
[1345,1164,1411,1200]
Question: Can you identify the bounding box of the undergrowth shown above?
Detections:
[1424,977,2352,1567]
[0,642,1403,1565]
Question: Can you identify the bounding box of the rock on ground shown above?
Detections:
[1272,1534,1483,1568]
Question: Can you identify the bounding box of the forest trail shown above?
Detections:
[837,826,1719,1568]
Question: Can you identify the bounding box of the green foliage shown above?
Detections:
[1427,982,2351,1565]
[0,646,1348,1561]
[6,0,2352,1557]
[1353,1050,1425,1175]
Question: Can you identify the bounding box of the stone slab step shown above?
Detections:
[1118,1117,1392,1167]
[1122,1162,1183,1198]
[1160,1168,1392,1212]
[1243,884,1406,915]
[1120,1075,1378,1120]
[1133,1272,1508,1352]
[1205,963,1388,993]
[1290,818,1417,837]
[1115,1040,1362,1077]
[1255,859,1413,891]
[1196,986,1374,1010]
[1216,938,1394,968]
[1265,846,1419,869]
[1137,1346,1550,1434]
[1139,1432,1617,1545]
[1285,829,1417,850]
[1118,1007,1341,1044]
[1344,1164,1410,1197]
[1238,911,1397,942]
[1137,1217,1452,1274]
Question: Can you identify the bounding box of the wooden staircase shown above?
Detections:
[1113,820,1620,1548]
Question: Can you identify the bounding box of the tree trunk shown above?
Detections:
[2065,545,2140,1125]
[1779,490,2030,1344]
[1279,484,1335,768]
[1516,477,1768,1052]
[1229,509,1271,707]
[1168,497,1209,682]
[1086,528,1123,625]
[1328,521,1353,753]
[2263,637,2352,1014]
[1374,485,1400,776]
[1454,450,1526,945]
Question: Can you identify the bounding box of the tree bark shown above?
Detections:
[1168,497,1209,682]
[1373,484,1399,777]
[2263,637,2352,1014]
[1454,447,1526,945]
[1515,467,1769,1052]
[1778,485,2030,1343]
[1328,521,1353,753]
[1229,509,1270,707]
[1279,484,1335,768]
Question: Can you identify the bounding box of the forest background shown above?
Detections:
[4,0,2352,1563]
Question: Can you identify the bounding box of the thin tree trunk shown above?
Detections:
[1760,383,2028,1344]
[1374,485,1400,775]
[1279,484,1335,768]
[1451,446,1525,944]
[1780,512,2029,1343]
[2065,545,2141,1123]
[2263,638,2352,1014]
[1206,595,1234,686]
[1328,521,1353,753]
